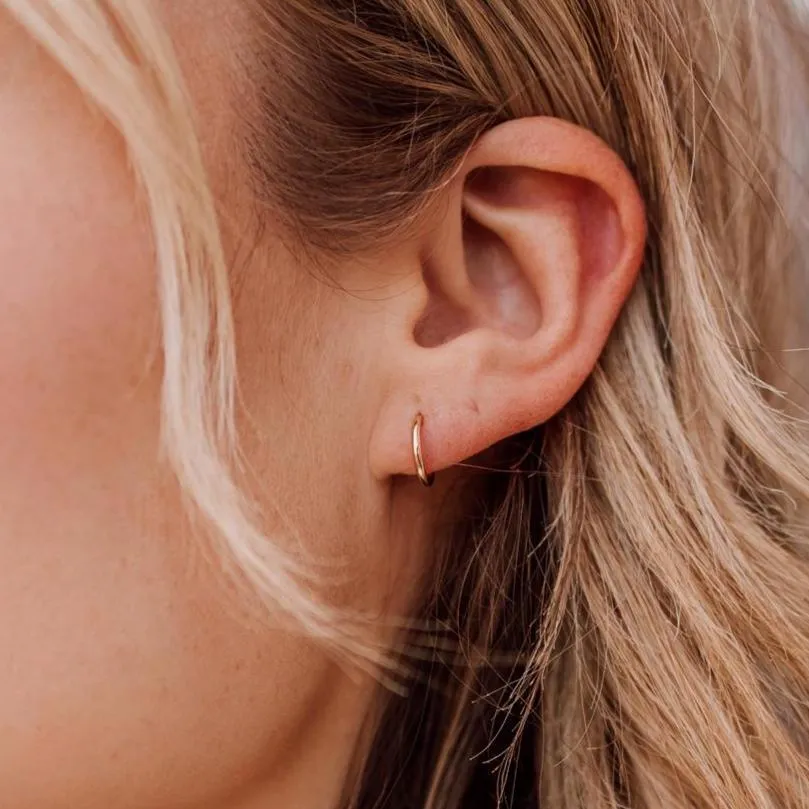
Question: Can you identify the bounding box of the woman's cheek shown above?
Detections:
[0,31,159,460]
[0,22,254,809]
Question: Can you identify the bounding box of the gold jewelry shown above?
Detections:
[411,413,435,487]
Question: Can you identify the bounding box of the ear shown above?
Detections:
[368,117,646,484]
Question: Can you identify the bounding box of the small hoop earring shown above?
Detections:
[412,413,435,488]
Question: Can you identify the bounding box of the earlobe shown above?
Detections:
[369,117,646,486]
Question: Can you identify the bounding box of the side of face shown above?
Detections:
[0,1,646,806]
[0,5,424,808]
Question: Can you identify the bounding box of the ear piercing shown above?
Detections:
[411,412,435,487]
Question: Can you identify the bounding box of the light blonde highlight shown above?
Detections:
[0,0,365,657]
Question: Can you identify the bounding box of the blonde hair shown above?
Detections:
[6,1,809,808]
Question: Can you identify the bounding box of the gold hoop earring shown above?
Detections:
[412,413,435,488]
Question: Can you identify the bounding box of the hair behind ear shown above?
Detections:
[260,1,809,808]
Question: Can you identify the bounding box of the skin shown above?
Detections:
[0,2,645,808]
